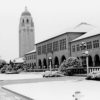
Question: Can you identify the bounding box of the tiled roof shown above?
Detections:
[25,46,36,55]
[72,28,100,42]
[35,22,95,44]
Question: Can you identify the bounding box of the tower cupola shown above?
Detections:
[21,7,31,16]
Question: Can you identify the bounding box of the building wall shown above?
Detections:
[71,34,100,67]
[36,32,84,69]
[19,10,35,57]
[25,52,36,69]
[36,34,67,69]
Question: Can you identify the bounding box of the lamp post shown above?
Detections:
[49,57,52,74]
[80,42,89,75]
[83,51,89,75]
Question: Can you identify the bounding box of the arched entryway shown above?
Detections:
[34,63,36,69]
[48,58,52,68]
[43,58,47,69]
[38,59,42,69]
[32,63,34,69]
[30,63,31,68]
[88,55,93,67]
[54,56,59,68]
[61,55,66,63]
[94,55,100,66]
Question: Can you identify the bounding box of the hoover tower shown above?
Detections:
[19,7,35,57]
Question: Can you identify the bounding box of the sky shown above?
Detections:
[0,0,100,62]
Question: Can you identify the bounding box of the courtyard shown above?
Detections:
[0,73,99,100]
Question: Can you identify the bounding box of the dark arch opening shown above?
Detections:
[43,58,47,69]
[32,63,34,69]
[88,55,93,67]
[30,63,31,68]
[94,55,100,66]
[48,58,52,68]
[54,56,59,68]
[38,59,42,69]
[34,63,36,69]
[61,55,66,63]
[27,19,29,23]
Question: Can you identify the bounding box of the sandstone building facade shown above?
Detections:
[71,28,100,72]
[19,7,35,57]
[25,22,98,72]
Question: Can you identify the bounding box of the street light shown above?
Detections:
[83,51,89,75]
[80,42,89,75]
[49,57,52,74]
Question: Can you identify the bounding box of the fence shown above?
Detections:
[89,67,100,73]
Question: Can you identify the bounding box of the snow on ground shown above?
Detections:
[3,78,100,100]
[0,72,42,80]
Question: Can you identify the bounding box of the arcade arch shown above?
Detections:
[38,59,42,69]
[61,55,66,63]
[94,55,100,66]
[43,58,47,68]
[88,55,93,67]
[54,56,59,68]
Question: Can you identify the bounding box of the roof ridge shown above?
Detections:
[74,22,94,29]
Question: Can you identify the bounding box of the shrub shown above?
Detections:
[59,57,81,75]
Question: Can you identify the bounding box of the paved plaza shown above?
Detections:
[0,72,42,100]
[0,73,99,100]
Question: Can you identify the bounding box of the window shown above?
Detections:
[34,54,36,59]
[37,46,41,55]
[25,56,27,60]
[30,56,31,60]
[87,41,92,49]
[93,40,99,48]
[42,45,46,54]
[47,43,52,53]
[31,55,33,59]
[72,45,75,52]
[59,38,66,50]
[53,41,59,51]
[28,56,30,60]
[76,44,80,51]
[27,19,29,23]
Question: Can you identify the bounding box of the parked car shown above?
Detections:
[43,71,64,78]
[86,71,100,80]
